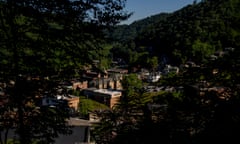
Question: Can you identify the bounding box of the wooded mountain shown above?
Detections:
[108,0,240,66]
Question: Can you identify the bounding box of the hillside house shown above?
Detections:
[41,94,79,112]
[82,68,108,81]
[163,65,179,74]
[107,68,128,74]
[147,72,161,83]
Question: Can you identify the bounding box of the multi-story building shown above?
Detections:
[83,88,122,108]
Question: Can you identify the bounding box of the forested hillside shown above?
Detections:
[105,13,170,43]
[108,0,240,66]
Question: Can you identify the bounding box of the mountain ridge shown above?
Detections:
[108,0,240,66]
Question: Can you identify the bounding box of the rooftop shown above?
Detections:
[93,89,121,97]
[67,117,93,126]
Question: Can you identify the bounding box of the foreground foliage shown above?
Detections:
[0,0,130,143]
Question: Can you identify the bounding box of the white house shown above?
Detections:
[147,72,161,83]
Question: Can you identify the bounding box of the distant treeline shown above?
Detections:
[106,0,240,66]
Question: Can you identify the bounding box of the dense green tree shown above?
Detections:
[191,39,215,63]
[0,0,131,143]
[146,56,159,71]
[0,0,131,77]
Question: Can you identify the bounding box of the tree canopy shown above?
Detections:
[0,0,131,143]
[0,0,132,78]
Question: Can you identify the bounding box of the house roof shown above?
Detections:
[67,117,92,126]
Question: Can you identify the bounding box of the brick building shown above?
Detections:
[72,80,88,90]
[64,95,80,111]
[83,88,122,108]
